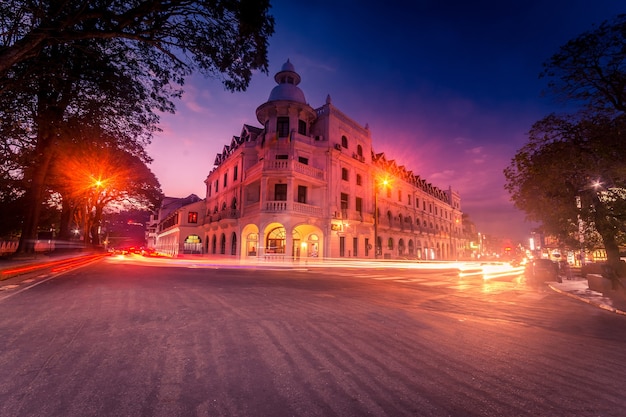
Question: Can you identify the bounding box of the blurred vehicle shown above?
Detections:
[526,258,561,283]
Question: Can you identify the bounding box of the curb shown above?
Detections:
[548,283,626,316]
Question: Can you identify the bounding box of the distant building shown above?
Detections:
[148,194,204,255]
[155,61,463,260]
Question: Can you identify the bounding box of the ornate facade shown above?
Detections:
[157,60,463,260]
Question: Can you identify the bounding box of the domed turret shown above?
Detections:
[267,59,306,104]
[256,60,316,129]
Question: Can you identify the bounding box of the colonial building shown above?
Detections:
[148,194,204,256]
[157,60,463,260]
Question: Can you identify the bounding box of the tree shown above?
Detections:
[49,141,163,246]
[541,14,626,115]
[506,14,626,278]
[0,0,274,91]
[0,1,274,254]
[505,114,626,272]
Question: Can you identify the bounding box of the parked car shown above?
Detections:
[526,258,562,283]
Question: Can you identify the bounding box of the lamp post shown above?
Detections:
[576,181,601,267]
[373,177,389,259]
[374,187,379,259]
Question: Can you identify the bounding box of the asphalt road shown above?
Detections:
[1,256,625,417]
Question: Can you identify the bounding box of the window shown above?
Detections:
[188,212,198,224]
[387,238,394,250]
[211,235,217,254]
[353,237,358,257]
[223,172,228,187]
[298,119,306,135]
[340,193,349,210]
[220,233,226,254]
[231,197,237,210]
[214,180,218,193]
[398,190,402,201]
[355,197,362,213]
[297,185,307,203]
[341,168,348,181]
[233,165,238,181]
[298,156,308,165]
[266,227,286,253]
[341,135,348,148]
[231,233,237,255]
[276,154,288,160]
[365,238,370,257]
[277,117,289,137]
[357,144,363,157]
[247,233,258,256]
[408,195,412,205]
[356,174,362,186]
[339,236,345,257]
[275,184,287,201]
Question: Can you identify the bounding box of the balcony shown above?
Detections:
[264,201,323,217]
[208,209,240,224]
[264,160,325,181]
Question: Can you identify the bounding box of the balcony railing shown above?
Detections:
[264,200,323,217]
[208,209,240,223]
[264,160,325,180]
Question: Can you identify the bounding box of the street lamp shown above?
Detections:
[576,181,601,267]
[373,177,389,259]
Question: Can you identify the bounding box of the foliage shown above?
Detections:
[0,0,274,252]
[504,114,626,248]
[49,141,163,245]
[0,0,275,92]
[541,14,626,114]
[506,13,626,273]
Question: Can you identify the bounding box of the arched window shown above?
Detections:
[341,135,348,148]
[357,144,363,157]
[213,206,218,214]
[211,235,217,254]
[408,239,415,255]
[266,227,286,254]
[220,233,226,254]
[221,202,227,211]
[231,232,237,255]
[247,233,258,256]
[231,197,237,210]
[387,237,394,250]
[398,239,405,255]
[387,210,392,224]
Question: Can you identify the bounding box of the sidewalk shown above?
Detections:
[549,277,626,316]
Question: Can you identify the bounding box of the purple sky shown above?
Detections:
[146,0,624,242]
